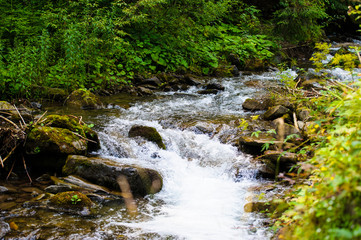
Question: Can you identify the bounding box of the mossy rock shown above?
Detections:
[26,126,87,155]
[263,105,290,120]
[65,89,104,110]
[43,115,100,151]
[49,191,93,209]
[212,65,239,77]
[129,125,166,150]
[63,155,163,197]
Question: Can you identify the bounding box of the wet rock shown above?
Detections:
[0,186,9,193]
[45,185,74,194]
[0,221,10,238]
[0,101,33,122]
[141,77,162,86]
[213,65,238,77]
[129,125,166,149]
[242,98,268,111]
[65,89,104,110]
[244,80,263,88]
[197,89,218,95]
[227,53,242,69]
[48,191,94,216]
[137,86,154,95]
[42,114,100,151]
[184,75,202,86]
[244,202,272,213]
[273,120,301,141]
[63,155,163,197]
[263,105,290,120]
[205,83,225,91]
[0,202,17,210]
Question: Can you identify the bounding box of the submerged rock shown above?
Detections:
[129,125,166,149]
[65,89,104,110]
[63,155,163,197]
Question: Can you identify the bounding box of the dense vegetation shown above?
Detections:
[0,0,356,99]
[271,6,361,238]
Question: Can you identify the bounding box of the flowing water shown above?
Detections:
[3,66,360,239]
[70,72,290,240]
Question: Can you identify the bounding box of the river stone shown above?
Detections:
[129,125,166,149]
[65,89,104,110]
[141,77,162,86]
[62,155,163,197]
[197,89,219,95]
[238,134,280,153]
[184,75,202,86]
[0,186,8,193]
[242,98,268,111]
[297,108,311,121]
[0,221,10,238]
[263,150,298,165]
[137,86,154,95]
[205,83,225,91]
[263,105,290,120]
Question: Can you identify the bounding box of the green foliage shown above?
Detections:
[273,0,328,43]
[310,42,331,71]
[0,0,280,99]
[71,194,82,205]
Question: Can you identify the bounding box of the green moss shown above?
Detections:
[128,125,166,149]
[65,89,103,110]
[26,126,87,155]
[49,191,92,209]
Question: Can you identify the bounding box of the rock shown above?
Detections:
[25,126,88,170]
[184,75,202,86]
[62,155,163,197]
[129,125,166,149]
[227,53,242,69]
[42,114,100,151]
[137,86,154,95]
[238,134,279,154]
[65,89,104,110]
[197,89,219,95]
[297,108,311,121]
[263,150,298,165]
[273,120,301,141]
[0,202,17,210]
[0,221,10,238]
[0,186,9,193]
[263,105,290,120]
[242,98,269,111]
[141,77,162,86]
[205,83,225,91]
[45,185,74,194]
[49,191,94,216]
[244,80,263,88]
[213,65,239,77]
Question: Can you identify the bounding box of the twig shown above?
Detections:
[13,105,26,126]
[23,156,32,184]
[71,132,97,143]
[34,111,48,126]
[2,144,19,164]
[6,159,16,181]
[0,155,3,168]
[0,115,20,129]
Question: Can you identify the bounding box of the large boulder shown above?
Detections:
[63,155,163,197]
[129,125,166,149]
[65,89,104,110]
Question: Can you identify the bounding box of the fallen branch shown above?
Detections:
[0,115,20,129]
[2,144,19,164]
[71,132,97,144]
[23,156,32,184]
[14,105,26,126]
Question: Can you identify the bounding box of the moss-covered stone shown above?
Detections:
[65,89,104,110]
[263,105,290,120]
[49,191,93,209]
[63,155,163,197]
[26,126,87,155]
[43,115,100,151]
[128,125,166,150]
